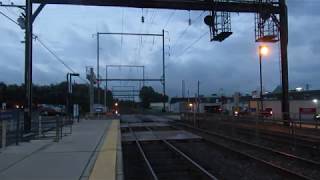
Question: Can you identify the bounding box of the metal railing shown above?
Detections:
[181,112,320,130]
[0,110,22,150]
[1,110,74,151]
[180,112,320,151]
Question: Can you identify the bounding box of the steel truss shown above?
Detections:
[95,31,166,111]
[23,0,289,132]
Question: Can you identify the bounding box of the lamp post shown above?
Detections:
[258,45,269,114]
[66,73,79,121]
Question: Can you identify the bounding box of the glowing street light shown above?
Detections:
[189,103,193,107]
[115,102,118,107]
[313,99,318,104]
[258,45,270,113]
[259,45,269,56]
[296,87,303,92]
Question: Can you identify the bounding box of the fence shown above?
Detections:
[181,112,320,130]
[180,112,320,149]
[1,110,74,150]
[0,110,21,148]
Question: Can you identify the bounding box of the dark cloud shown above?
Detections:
[0,1,319,97]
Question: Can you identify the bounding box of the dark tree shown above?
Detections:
[139,86,168,109]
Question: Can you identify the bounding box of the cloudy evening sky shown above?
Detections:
[0,0,319,97]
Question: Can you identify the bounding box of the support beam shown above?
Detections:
[113,94,139,97]
[32,3,45,23]
[24,0,33,133]
[97,32,100,105]
[162,29,166,112]
[279,0,290,121]
[112,90,140,92]
[98,78,162,82]
[32,0,280,14]
[99,32,162,36]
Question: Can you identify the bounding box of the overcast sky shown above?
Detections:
[0,0,319,97]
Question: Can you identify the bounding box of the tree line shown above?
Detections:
[0,82,168,112]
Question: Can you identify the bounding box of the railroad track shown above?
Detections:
[122,125,218,180]
[173,121,320,180]
[196,120,320,161]
[215,120,320,147]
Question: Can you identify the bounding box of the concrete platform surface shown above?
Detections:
[0,119,119,180]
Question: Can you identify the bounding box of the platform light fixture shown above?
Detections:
[259,45,269,56]
[258,45,270,113]
[296,87,303,92]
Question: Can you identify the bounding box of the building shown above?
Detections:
[170,88,320,121]
[169,95,244,114]
[250,89,320,120]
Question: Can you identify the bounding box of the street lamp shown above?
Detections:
[313,99,318,104]
[66,73,80,121]
[258,45,269,113]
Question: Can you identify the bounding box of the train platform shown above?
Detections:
[0,119,122,180]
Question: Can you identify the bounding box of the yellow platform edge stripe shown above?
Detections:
[89,119,120,180]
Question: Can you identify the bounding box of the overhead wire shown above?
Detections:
[0,9,19,26]
[175,30,209,59]
[4,0,20,17]
[171,11,206,55]
[0,10,88,83]
[163,10,176,29]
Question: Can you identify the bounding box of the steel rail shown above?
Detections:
[128,125,158,180]
[173,122,316,180]
[203,119,320,152]
[144,126,218,180]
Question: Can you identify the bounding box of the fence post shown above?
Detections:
[2,120,7,151]
[38,116,42,137]
[60,116,63,139]
[299,112,302,128]
[255,116,259,142]
[55,116,59,142]
[16,111,20,145]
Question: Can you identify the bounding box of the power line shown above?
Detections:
[163,10,176,29]
[36,38,88,83]
[36,39,76,73]
[175,31,209,59]
[0,9,19,26]
[171,11,206,54]
[0,10,88,83]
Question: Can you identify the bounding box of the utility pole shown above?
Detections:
[104,66,108,111]
[182,80,185,98]
[197,80,200,113]
[279,0,290,122]
[86,67,95,115]
[142,66,145,87]
[162,29,166,112]
[24,0,32,133]
[259,49,263,113]
[96,32,100,106]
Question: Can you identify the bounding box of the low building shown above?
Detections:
[170,88,320,121]
[250,89,320,120]
[150,102,169,111]
[169,96,236,114]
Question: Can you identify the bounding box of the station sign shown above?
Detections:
[299,108,316,114]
